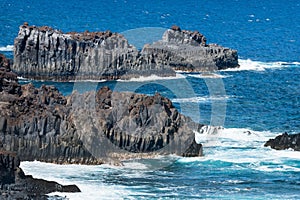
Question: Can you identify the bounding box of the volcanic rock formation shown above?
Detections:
[1,53,203,165]
[12,23,239,81]
[264,132,300,151]
[0,52,204,197]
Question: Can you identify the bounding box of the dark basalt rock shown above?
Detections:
[0,54,21,95]
[264,132,300,151]
[1,53,101,165]
[0,151,19,185]
[0,151,80,199]
[68,86,204,161]
[1,48,206,197]
[144,27,239,71]
[0,52,203,197]
[12,23,239,81]
[1,53,203,165]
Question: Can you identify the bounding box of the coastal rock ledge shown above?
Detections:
[12,23,239,81]
[0,151,80,199]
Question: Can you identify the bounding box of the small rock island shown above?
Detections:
[12,23,239,81]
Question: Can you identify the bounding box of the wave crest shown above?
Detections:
[0,45,14,51]
[223,59,300,71]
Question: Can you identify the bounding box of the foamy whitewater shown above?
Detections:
[20,127,299,199]
[0,45,13,51]
[1,0,300,199]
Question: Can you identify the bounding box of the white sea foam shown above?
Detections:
[172,95,229,103]
[223,59,300,72]
[20,158,180,199]
[187,73,232,79]
[117,73,185,82]
[17,76,28,80]
[20,126,300,199]
[0,45,14,51]
[71,79,107,83]
[256,164,300,172]
[101,161,149,170]
[181,127,300,172]
[193,127,274,150]
[48,182,131,200]
[20,161,134,200]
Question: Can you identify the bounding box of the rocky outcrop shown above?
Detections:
[264,132,300,151]
[13,23,175,81]
[143,25,239,71]
[0,151,80,199]
[1,52,204,197]
[70,86,203,161]
[13,23,239,81]
[1,53,203,165]
[0,82,102,164]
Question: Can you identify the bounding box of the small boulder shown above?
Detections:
[171,25,181,32]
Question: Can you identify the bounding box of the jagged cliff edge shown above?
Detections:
[12,23,239,81]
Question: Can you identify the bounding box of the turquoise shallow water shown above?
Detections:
[1,0,300,199]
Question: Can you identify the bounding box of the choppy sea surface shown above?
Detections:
[1,0,299,199]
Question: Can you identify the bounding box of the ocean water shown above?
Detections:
[1,0,300,199]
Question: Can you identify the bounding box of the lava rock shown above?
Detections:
[1,54,203,165]
[12,23,239,81]
[264,132,300,151]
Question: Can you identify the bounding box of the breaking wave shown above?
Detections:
[223,59,300,71]
[0,45,14,51]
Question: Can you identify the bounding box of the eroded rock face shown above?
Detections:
[1,54,101,164]
[0,89,101,164]
[70,87,203,161]
[1,54,203,165]
[13,23,239,81]
[264,133,300,151]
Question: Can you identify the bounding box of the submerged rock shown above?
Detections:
[12,23,239,81]
[264,132,300,151]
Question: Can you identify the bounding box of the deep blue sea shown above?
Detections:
[1,0,299,199]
